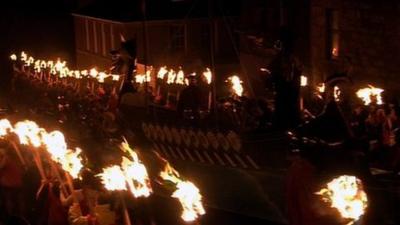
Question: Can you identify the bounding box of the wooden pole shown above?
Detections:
[119,192,132,225]
[9,141,27,168]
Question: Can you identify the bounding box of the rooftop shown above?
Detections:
[74,0,240,22]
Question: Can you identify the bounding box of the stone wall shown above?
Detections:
[310,0,400,92]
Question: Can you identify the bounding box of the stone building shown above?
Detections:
[310,0,400,91]
[240,0,400,94]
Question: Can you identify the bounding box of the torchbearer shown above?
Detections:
[202,68,212,111]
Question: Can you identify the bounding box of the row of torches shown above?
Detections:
[0,118,205,224]
[302,75,384,105]
[11,51,369,223]
[11,52,245,100]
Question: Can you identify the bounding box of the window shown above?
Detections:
[85,18,90,51]
[326,9,340,59]
[93,20,98,53]
[101,23,106,56]
[170,25,185,51]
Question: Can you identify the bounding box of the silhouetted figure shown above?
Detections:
[110,36,137,102]
[177,75,203,121]
[270,28,302,130]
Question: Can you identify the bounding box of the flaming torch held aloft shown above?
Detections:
[227,75,244,97]
[160,163,205,222]
[316,175,368,225]
[203,68,213,111]
[119,140,152,198]
[356,85,384,105]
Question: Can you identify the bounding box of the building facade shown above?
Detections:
[240,0,400,94]
[72,1,239,78]
[310,0,400,90]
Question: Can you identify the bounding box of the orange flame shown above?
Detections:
[300,75,308,87]
[98,165,127,191]
[356,85,384,105]
[13,120,44,148]
[157,66,168,79]
[203,68,212,84]
[175,68,185,85]
[120,141,152,198]
[0,119,13,137]
[160,163,205,222]
[167,69,177,84]
[227,75,244,97]
[316,175,368,223]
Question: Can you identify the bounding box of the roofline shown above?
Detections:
[71,13,232,25]
[71,13,125,25]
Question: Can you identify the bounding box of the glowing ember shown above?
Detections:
[120,141,152,197]
[157,66,168,79]
[316,175,368,223]
[356,85,384,105]
[203,68,212,84]
[13,121,44,148]
[160,163,205,222]
[10,54,17,61]
[98,166,127,191]
[227,75,244,97]
[0,119,13,137]
[300,75,308,87]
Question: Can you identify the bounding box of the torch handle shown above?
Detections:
[119,193,132,225]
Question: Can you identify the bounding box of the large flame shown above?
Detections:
[42,130,68,160]
[160,163,205,222]
[227,75,244,97]
[0,119,13,137]
[316,175,368,223]
[41,130,83,179]
[61,148,83,179]
[13,120,44,148]
[120,141,152,198]
[98,165,127,191]
[356,85,384,105]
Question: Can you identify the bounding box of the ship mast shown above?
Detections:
[208,0,219,129]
